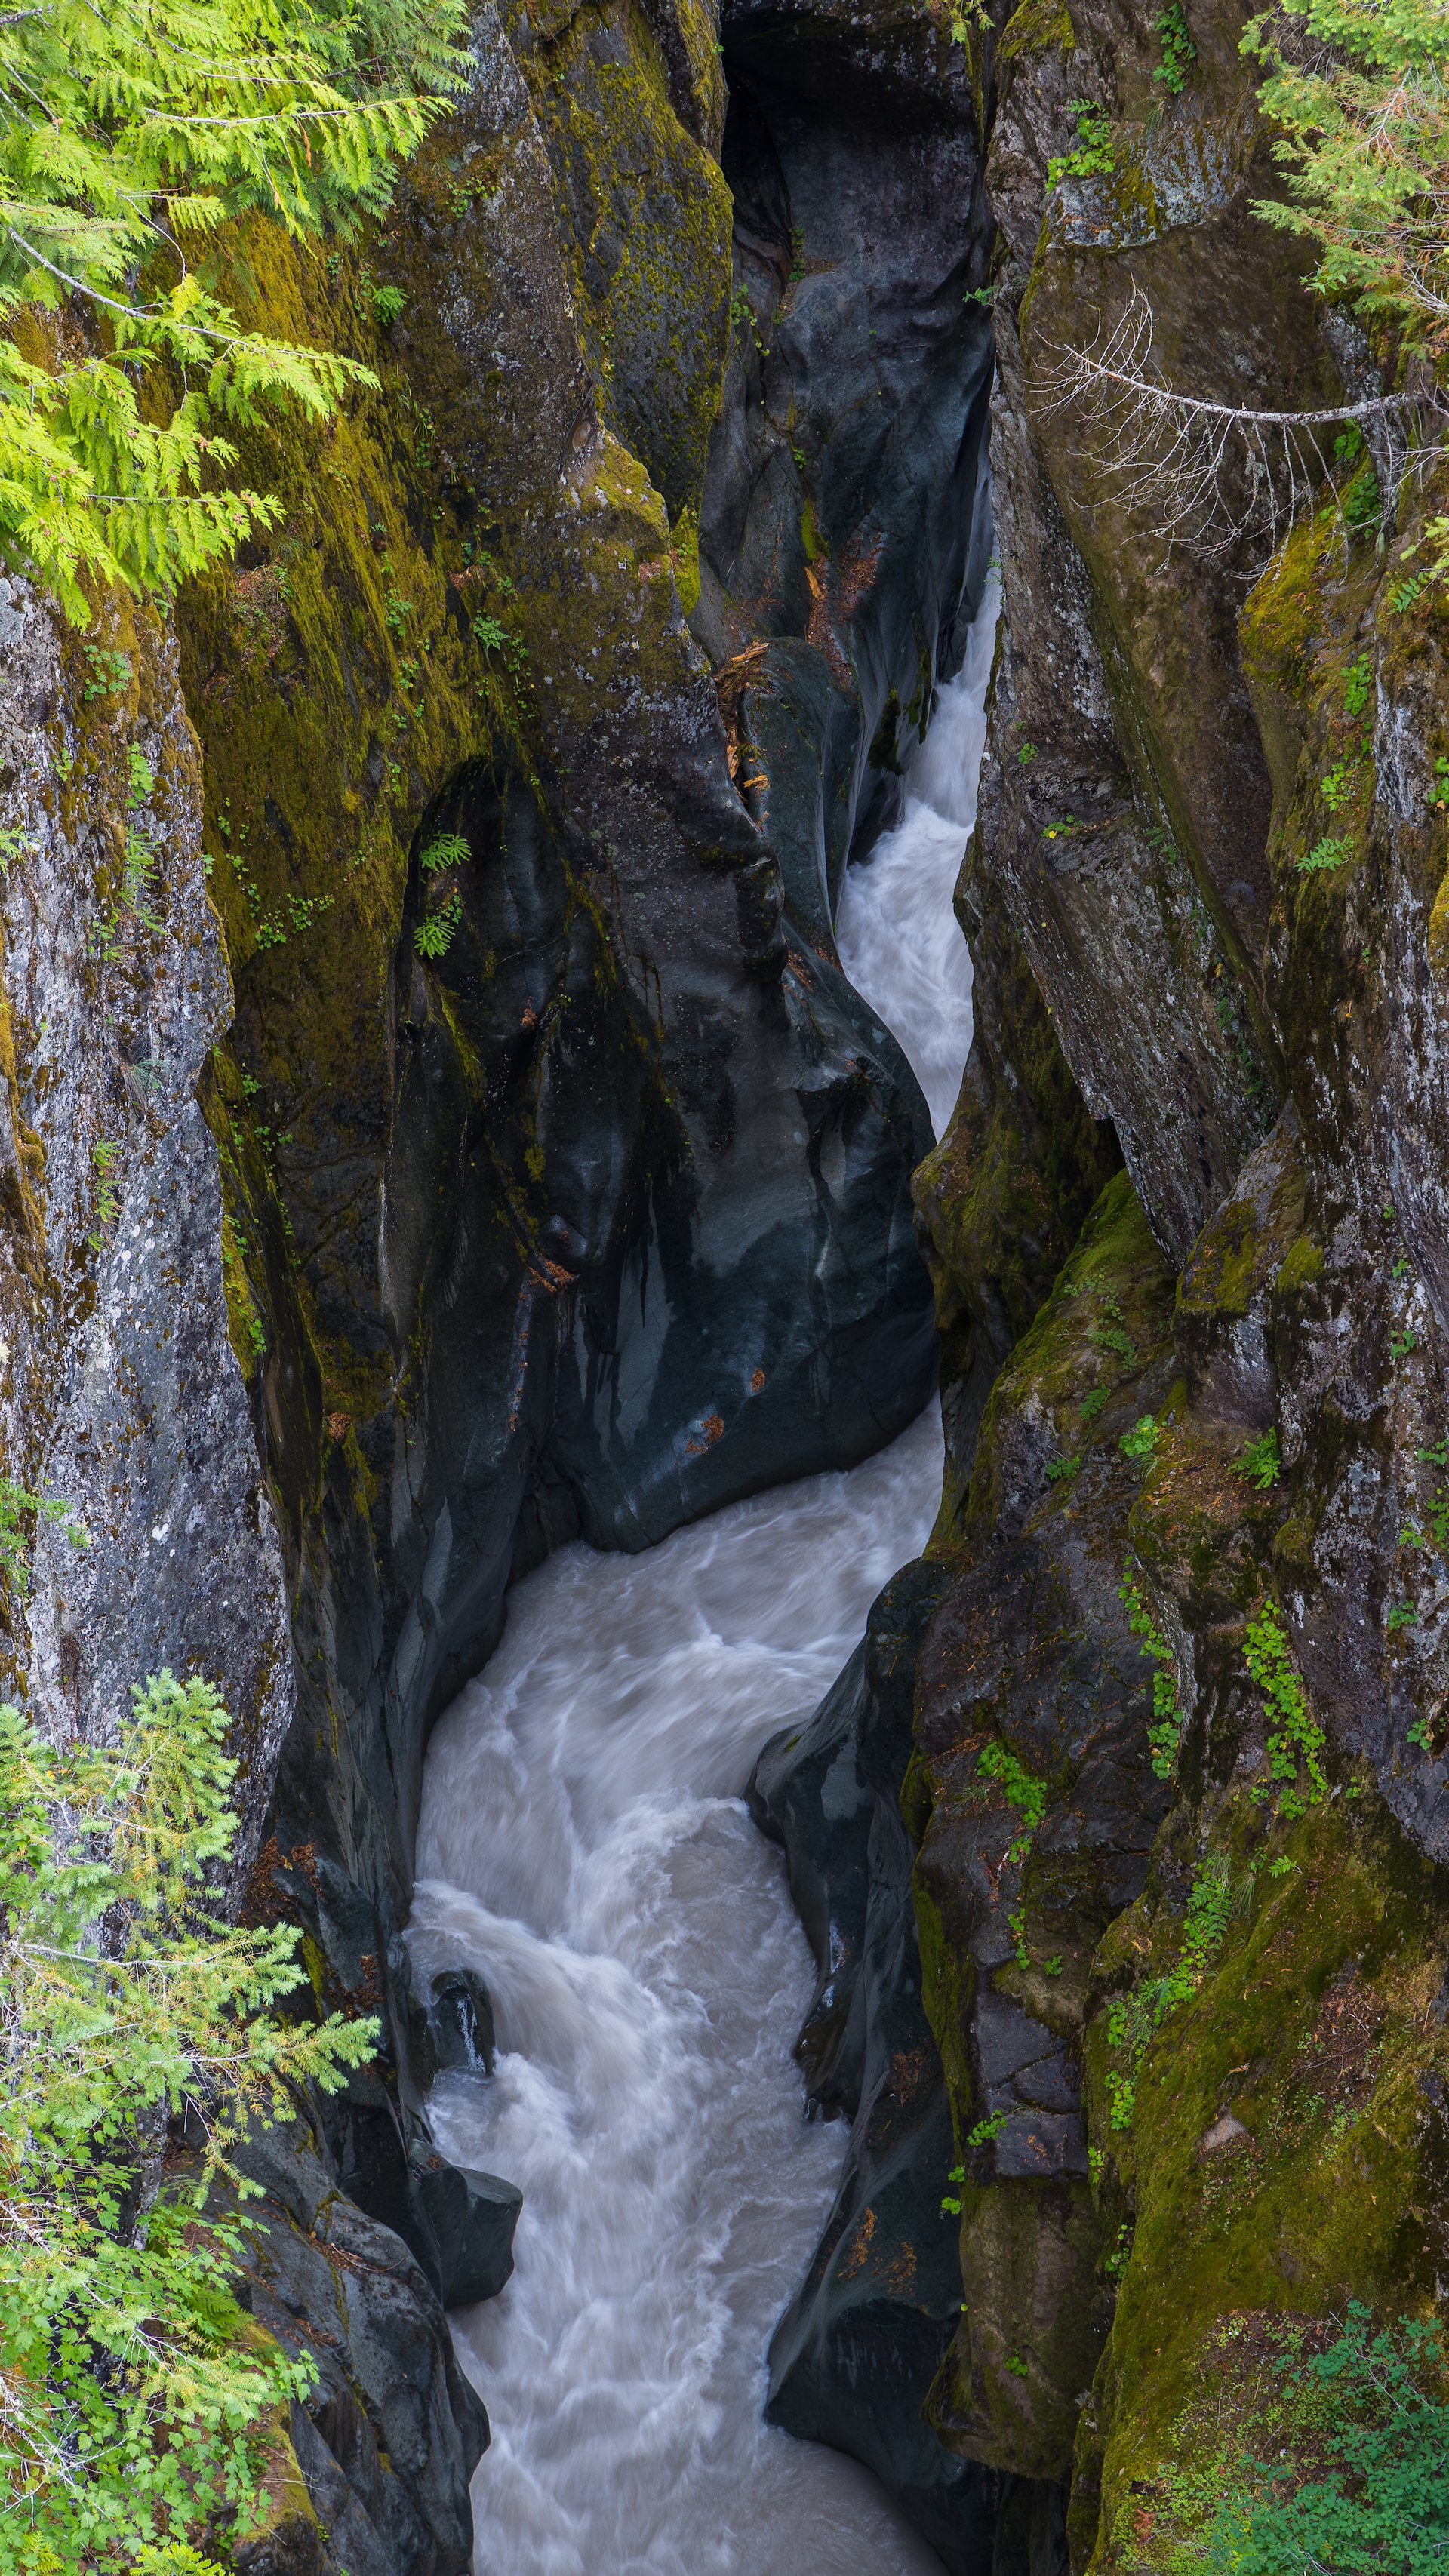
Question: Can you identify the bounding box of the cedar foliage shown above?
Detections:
[1245,0,1449,351]
[0,1670,377,2571]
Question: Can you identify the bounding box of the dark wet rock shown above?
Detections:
[703,0,997,939]
[750,1558,995,2569]
[752,1556,957,2113]
[413,1969,498,2083]
[409,2155,522,2309]
[234,2114,488,2576]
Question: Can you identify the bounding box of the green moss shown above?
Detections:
[528,0,731,520]
[962,1173,1175,1536]
[1079,1794,1449,2574]
[998,0,1075,60]
[914,899,1121,1551]
[1275,1231,1324,1293]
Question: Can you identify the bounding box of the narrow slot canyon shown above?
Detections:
[4,0,1449,2571]
[403,574,998,2570]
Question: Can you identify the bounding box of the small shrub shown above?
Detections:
[1119,1412,1160,1465]
[419,830,471,874]
[1299,836,1350,871]
[1343,653,1372,717]
[0,1479,88,1594]
[0,1675,377,2565]
[977,1741,1048,1861]
[1244,1598,1326,1816]
[1106,1855,1231,2130]
[1238,1427,1281,1489]
[1120,1567,1183,1779]
[1048,101,1115,186]
[1196,2306,1449,2576]
[1153,1,1197,92]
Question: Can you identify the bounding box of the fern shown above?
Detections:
[0,0,469,617]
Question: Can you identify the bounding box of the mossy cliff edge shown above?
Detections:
[756,0,1449,2566]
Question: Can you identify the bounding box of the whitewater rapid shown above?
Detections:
[836,568,998,1139]
[408,570,1000,2576]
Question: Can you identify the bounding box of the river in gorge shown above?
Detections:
[405,570,1001,2576]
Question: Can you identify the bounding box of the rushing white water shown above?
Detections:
[836,570,1001,1139]
[408,570,997,2575]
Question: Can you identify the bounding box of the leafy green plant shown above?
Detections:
[1320,764,1352,812]
[1343,654,1372,718]
[1244,1599,1327,1816]
[1154,1,1197,93]
[1300,836,1351,871]
[1017,740,1038,766]
[0,1478,88,1593]
[88,1136,122,1247]
[1196,2306,1449,2576]
[1392,1327,1419,1359]
[419,830,471,874]
[1120,1412,1161,1466]
[82,647,131,702]
[0,1671,377,2568]
[1388,1600,1419,1631]
[968,2112,1008,2150]
[1120,1566,1183,1778]
[1081,1388,1109,1426]
[371,283,407,326]
[977,1741,1048,1861]
[1048,100,1115,187]
[1106,1856,1232,2130]
[1238,1428,1281,1489]
[414,890,462,958]
[1046,1453,1081,1483]
[0,0,467,619]
[1006,2354,1030,2379]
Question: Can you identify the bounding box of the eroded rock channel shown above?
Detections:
[5,0,1449,2564]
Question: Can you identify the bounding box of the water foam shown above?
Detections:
[408,571,997,2573]
[836,570,1000,1138]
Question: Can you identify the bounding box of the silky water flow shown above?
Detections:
[408,571,1002,2575]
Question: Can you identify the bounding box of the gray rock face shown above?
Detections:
[0,580,292,1876]
[0,583,484,2568]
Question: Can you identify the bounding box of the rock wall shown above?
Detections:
[755,0,1449,2568]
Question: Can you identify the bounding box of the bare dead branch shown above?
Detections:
[1035,286,1444,567]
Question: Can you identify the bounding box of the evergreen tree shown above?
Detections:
[0,1670,377,2571]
